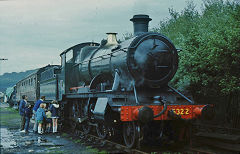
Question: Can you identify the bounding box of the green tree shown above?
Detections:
[154,0,240,100]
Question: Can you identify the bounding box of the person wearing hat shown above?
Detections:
[50,100,59,133]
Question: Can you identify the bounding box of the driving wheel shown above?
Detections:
[96,123,108,139]
[82,121,91,134]
[123,121,138,148]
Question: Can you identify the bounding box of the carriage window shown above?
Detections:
[66,49,73,63]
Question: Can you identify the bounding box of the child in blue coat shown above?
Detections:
[36,103,47,134]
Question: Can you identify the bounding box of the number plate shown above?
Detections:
[172,108,190,115]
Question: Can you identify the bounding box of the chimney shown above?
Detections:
[106,33,118,45]
[130,14,152,36]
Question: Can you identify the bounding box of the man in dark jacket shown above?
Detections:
[32,96,45,133]
[24,104,32,133]
[19,95,28,132]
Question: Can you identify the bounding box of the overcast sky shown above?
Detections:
[0,0,203,75]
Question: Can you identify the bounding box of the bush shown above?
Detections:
[154,0,240,99]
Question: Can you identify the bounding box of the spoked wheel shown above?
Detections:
[123,121,138,148]
[82,121,91,134]
[96,123,108,139]
[70,103,78,131]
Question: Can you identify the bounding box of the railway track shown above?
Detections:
[193,123,240,153]
[185,147,218,154]
[61,123,240,153]
[63,129,214,153]
[65,129,148,154]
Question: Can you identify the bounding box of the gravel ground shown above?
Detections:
[0,103,98,154]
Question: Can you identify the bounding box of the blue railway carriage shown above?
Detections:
[40,65,60,103]
[16,70,39,104]
[15,65,58,104]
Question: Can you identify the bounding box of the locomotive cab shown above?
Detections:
[58,42,99,98]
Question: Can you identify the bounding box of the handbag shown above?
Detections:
[46,111,52,118]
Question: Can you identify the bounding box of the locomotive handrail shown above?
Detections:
[133,83,140,104]
[168,86,194,104]
[128,33,170,49]
[73,48,123,67]
[153,100,168,118]
[128,33,157,49]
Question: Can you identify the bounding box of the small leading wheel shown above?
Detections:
[96,123,108,139]
[82,121,91,134]
[123,121,138,148]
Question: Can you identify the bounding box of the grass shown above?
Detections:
[0,107,13,111]
[61,133,68,137]
[86,146,99,153]
[74,139,81,143]
[0,107,20,127]
[98,150,108,154]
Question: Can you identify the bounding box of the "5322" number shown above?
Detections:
[172,108,190,115]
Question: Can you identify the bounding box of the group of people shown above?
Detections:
[19,95,59,134]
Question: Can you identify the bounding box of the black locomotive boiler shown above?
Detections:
[16,14,212,148]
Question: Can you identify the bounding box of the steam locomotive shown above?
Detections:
[16,14,211,148]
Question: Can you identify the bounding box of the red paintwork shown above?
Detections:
[70,85,90,91]
[120,104,206,121]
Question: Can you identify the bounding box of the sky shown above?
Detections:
[0,0,203,75]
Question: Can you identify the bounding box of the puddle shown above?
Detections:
[0,128,17,149]
[0,126,81,153]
